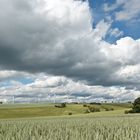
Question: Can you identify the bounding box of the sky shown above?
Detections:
[0,0,140,103]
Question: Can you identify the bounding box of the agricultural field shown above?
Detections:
[0,103,139,140]
[0,103,131,119]
[0,113,140,140]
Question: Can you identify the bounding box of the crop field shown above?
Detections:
[0,103,137,140]
[0,103,131,119]
[0,114,140,140]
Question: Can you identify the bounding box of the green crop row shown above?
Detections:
[0,115,140,140]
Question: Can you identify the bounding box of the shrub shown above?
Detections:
[61,103,66,108]
[68,112,72,115]
[83,104,87,107]
[105,108,114,111]
[129,109,136,113]
[124,110,129,114]
[110,108,114,111]
[88,106,100,112]
[54,105,61,108]
[54,103,66,108]
[95,108,100,112]
[105,108,109,111]
[85,109,90,113]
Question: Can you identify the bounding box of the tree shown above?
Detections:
[133,97,140,107]
[61,103,66,108]
[126,97,140,113]
[132,97,140,113]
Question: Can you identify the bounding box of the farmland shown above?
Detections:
[0,103,139,140]
[0,113,140,140]
[0,103,131,119]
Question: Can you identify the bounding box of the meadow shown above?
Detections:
[0,103,139,140]
[0,103,131,119]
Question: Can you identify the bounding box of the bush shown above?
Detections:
[54,103,66,108]
[105,108,109,111]
[85,109,90,113]
[88,106,100,112]
[68,112,72,115]
[124,110,129,114]
[95,108,100,112]
[83,104,87,107]
[54,105,62,108]
[105,108,114,111]
[61,103,66,108]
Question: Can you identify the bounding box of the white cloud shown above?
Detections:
[0,74,140,103]
[0,70,34,81]
[116,0,140,21]
[0,0,140,102]
[104,0,140,21]
[93,20,111,41]
[109,28,124,38]
[30,75,67,88]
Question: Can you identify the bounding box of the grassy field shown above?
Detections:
[0,103,138,140]
[0,103,132,119]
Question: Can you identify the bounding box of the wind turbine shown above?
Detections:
[66,92,69,103]
[50,88,56,104]
[66,92,71,103]
[13,95,15,104]
[53,92,56,104]
[37,95,40,103]
[66,89,73,103]
[47,92,51,103]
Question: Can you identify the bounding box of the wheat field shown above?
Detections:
[0,115,139,140]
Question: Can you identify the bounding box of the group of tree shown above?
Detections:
[125,97,140,114]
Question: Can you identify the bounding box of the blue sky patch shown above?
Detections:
[88,0,140,42]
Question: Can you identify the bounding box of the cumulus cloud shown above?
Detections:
[0,0,140,102]
[0,75,140,103]
[0,0,92,71]
[0,70,34,81]
[0,0,112,85]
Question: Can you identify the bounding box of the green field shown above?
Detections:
[0,103,131,119]
[0,103,139,140]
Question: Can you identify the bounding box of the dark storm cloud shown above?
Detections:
[0,43,22,69]
[0,0,140,90]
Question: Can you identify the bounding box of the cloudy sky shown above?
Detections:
[0,0,140,103]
